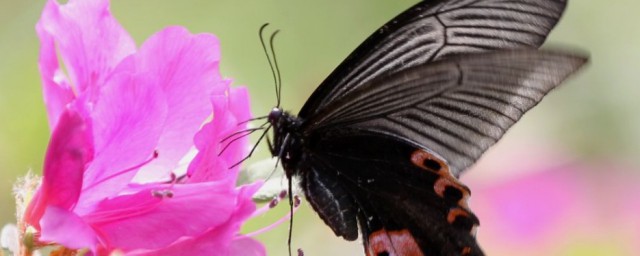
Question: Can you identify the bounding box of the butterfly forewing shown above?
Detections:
[306,50,587,176]
[299,0,568,119]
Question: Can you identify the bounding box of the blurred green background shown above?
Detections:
[1,1,639,255]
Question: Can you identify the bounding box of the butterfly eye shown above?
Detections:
[268,107,283,124]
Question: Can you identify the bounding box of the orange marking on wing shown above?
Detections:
[411,149,480,236]
[462,247,472,255]
[366,229,424,256]
[447,208,469,224]
[411,149,472,210]
[411,149,448,174]
[448,208,479,236]
[434,178,471,209]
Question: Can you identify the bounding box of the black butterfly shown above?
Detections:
[263,0,587,255]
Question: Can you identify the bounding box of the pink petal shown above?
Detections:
[128,223,235,256]
[186,149,228,183]
[228,236,266,256]
[220,87,252,168]
[187,102,232,183]
[232,182,263,222]
[37,0,135,95]
[85,181,236,252]
[36,23,76,129]
[227,87,252,130]
[76,69,168,213]
[127,182,263,256]
[25,110,93,228]
[472,166,588,245]
[129,26,224,183]
[39,206,98,251]
[188,86,252,183]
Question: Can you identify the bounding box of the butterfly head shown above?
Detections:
[267,107,304,176]
[268,107,284,125]
[268,107,301,131]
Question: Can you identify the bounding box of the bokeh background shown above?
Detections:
[1,1,639,255]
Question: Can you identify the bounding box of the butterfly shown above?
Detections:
[264,0,587,255]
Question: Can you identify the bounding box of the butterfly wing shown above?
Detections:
[299,50,586,255]
[299,0,568,119]
[306,132,484,256]
[291,1,583,254]
[304,50,587,176]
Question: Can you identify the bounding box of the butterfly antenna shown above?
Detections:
[259,23,280,108]
[269,29,282,108]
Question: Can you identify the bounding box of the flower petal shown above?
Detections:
[37,0,135,95]
[25,109,93,228]
[130,26,224,183]
[472,165,587,244]
[76,69,168,213]
[227,86,252,129]
[85,181,236,252]
[36,22,76,129]
[39,206,98,251]
[231,182,263,222]
[128,224,235,256]
[125,182,262,255]
[228,236,267,256]
[188,86,252,183]
[219,87,252,170]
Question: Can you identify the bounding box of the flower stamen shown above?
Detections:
[245,194,302,237]
[84,150,159,192]
[151,189,174,199]
[252,189,288,217]
[268,197,279,208]
[293,195,301,208]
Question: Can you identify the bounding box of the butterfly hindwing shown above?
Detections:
[299,0,568,119]
[358,194,483,256]
[305,131,482,255]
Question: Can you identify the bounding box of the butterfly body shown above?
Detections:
[266,1,587,255]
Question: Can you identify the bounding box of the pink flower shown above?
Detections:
[22,0,265,255]
[465,143,640,255]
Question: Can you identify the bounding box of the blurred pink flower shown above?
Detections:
[22,0,264,255]
[466,143,640,256]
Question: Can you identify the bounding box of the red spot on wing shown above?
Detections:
[411,149,479,236]
[411,149,471,209]
[366,229,424,256]
[434,178,471,209]
[411,149,448,174]
[446,208,470,224]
